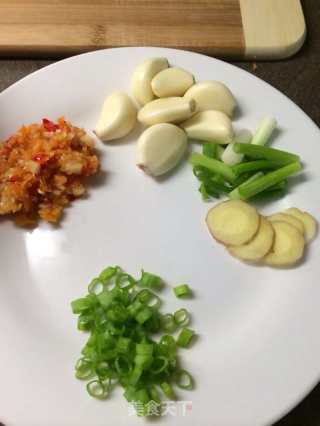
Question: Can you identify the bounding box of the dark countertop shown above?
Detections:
[0,0,319,425]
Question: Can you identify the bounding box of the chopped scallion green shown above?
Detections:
[160,382,175,399]
[86,380,108,399]
[175,369,194,390]
[174,309,190,327]
[160,313,177,333]
[71,266,197,415]
[173,284,192,298]
[177,328,195,348]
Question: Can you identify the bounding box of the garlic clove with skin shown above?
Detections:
[138,97,196,126]
[95,91,137,142]
[184,81,236,117]
[151,67,195,97]
[131,57,169,105]
[137,123,188,176]
[180,110,234,144]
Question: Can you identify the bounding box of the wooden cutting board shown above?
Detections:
[0,0,306,59]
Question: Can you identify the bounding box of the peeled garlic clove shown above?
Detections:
[180,110,234,144]
[184,81,236,117]
[131,57,169,105]
[95,91,137,142]
[138,97,196,126]
[137,123,188,176]
[151,67,194,97]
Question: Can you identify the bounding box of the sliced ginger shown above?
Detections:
[228,217,274,261]
[264,221,305,267]
[285,208,317,243]
[268,212,304,234]
[206,200,260,246]
[206,200,317,268]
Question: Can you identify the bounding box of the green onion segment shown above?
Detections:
[189,153,236,183]
[190,134,302,202]
[229,161,302,200]
[232,143,300,165]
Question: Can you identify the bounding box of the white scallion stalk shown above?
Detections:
[221,129,252,166]
[251,117,277,146]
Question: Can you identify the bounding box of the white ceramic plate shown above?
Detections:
[0,48,319,426]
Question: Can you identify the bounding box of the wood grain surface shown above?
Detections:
[0,0,245,56]
[0,0,305,59]
[0,0,319,425]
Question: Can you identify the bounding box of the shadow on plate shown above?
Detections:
[97,121,145,147]
[154,146,191,184]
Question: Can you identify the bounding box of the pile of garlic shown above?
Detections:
[95,57,237,177]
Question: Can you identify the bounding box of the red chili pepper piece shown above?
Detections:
[42,118,59,132]
[32,153,48,164]
[9,175,19,183]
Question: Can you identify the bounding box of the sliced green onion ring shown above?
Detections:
[95,312,108,329]
[115,356,132,375]
[136,289,161,309]
[106,322,125,336]
[88,278,104,295]
[95,361,110,380]
[152,356,169,374]
[99,266,119,283]
[136,289,152,304]
[175,369,194,390]
[135,307,153,324]
[75,358,93,380]
[77,314,93,331]
[116,273,136,289]
[116,337,132,354]
[71,297,92,314]
[136,343,154,355]
[86,380,109,399]
[160,314,177,333]
[159,334,176,348]
[174,308,190,327]
[138,270,162,289]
